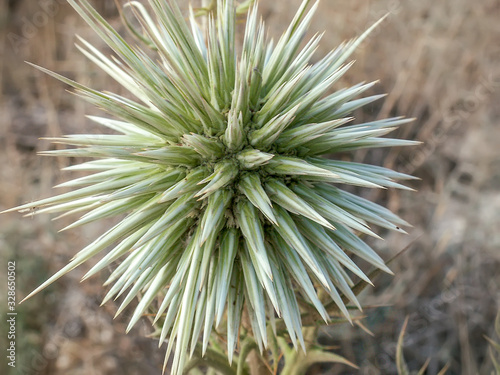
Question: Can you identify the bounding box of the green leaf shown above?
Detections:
[238,173,278,225]
[241,251,269,347]
[265,179,334,230]
[249,105,300,148]
[235,200,273,281]
[294,216,371,284]
[293,183,380,238]
[227,269,244,364]
[328,223,391,274]
[276,117,352,151]
[268,252,305,350]
[20,196,166,303]
[272,206,330,290]
[269,232,329,322]
[198,189,233,245]
[214,229,239,327]
[137,146,202,167]
[133,193,200,248]
[262,0,319,91]
[264,156,339,180]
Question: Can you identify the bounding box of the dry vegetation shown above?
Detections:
[0,0,499,374]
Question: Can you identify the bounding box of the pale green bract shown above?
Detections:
[5,0,418,373]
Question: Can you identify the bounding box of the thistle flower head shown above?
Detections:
[6,0,418,373]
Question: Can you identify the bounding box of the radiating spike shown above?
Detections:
[293,183,381,238]
[199,190,233,244]
[238,174,278,225]
[294,216,372,284]
[235,200,273,281]
[269,232,329,322]
[215,229,239,327]
[265,179,334,230]
[265,156,339,180]
[249,105,300,148]
[241,252,269,346]
[272,206,331,290]
[227,270,244,364]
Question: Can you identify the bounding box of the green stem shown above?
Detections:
[279,327,319,375]
[184,344,238,375]
[237,337,258,375]
[268,325,280,373]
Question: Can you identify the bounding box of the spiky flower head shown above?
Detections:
[6,0,418,373]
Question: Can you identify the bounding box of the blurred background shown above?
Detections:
[0,0,499,374]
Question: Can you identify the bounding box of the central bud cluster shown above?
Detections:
[170,104,291,205]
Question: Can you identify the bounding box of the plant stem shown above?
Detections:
[237,337,258,375]
[279,327,319,375]
[184,344,238,375]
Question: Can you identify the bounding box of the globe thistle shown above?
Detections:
[5,0,418,373]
